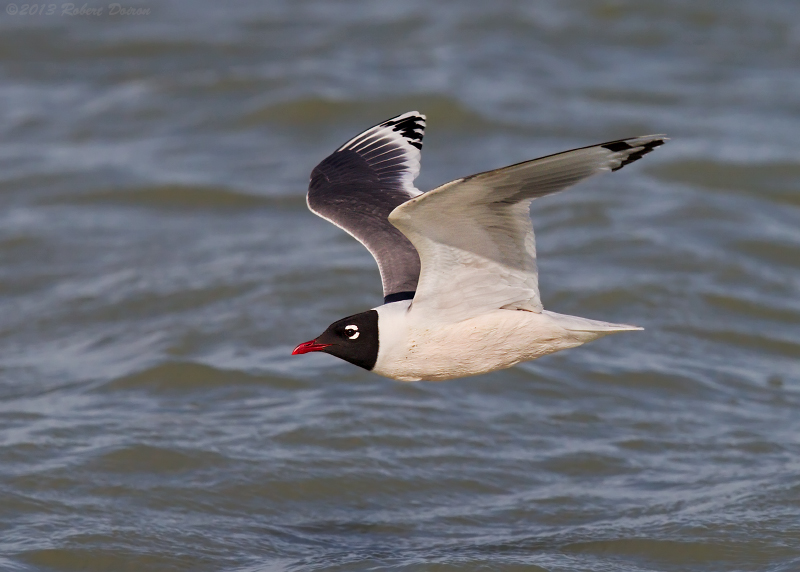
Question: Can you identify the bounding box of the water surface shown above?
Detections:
[1,1,799,571]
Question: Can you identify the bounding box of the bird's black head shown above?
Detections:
[292,310,379,370]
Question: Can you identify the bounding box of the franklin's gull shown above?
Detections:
[293,112,667,381]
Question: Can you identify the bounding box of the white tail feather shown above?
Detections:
[543,310,643,332]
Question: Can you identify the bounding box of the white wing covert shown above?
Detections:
[389,135,667,323]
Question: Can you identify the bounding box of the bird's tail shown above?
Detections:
[542,310,643,333]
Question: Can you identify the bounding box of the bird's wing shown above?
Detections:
[389,135,668,323]
[307,111,426,303]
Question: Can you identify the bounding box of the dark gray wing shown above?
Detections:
[307,111,425,302]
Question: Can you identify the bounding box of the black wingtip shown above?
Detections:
[602,137,667,172]
[381,112,425,150]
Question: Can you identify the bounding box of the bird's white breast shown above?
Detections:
[373,302,600,381]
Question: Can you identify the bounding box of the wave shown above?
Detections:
[241,94,497,131]
[651,160,800,206]
[100,361,264,393]
[42,184,304,210]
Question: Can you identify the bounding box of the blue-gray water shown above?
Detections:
[1,1,799,571]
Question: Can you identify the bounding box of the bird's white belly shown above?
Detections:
[373,308,592,382]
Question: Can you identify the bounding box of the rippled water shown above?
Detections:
[1,1,799,570]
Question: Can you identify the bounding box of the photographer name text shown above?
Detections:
[6,3,150,16]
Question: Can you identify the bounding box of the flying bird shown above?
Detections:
[293,111,666,381]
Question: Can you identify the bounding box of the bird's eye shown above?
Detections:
[344,325,360,340]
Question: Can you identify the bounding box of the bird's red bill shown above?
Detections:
[292,340,331,355]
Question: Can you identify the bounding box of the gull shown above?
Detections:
[293,111,666,381]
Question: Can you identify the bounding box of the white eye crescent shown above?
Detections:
[344,325,359,340]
